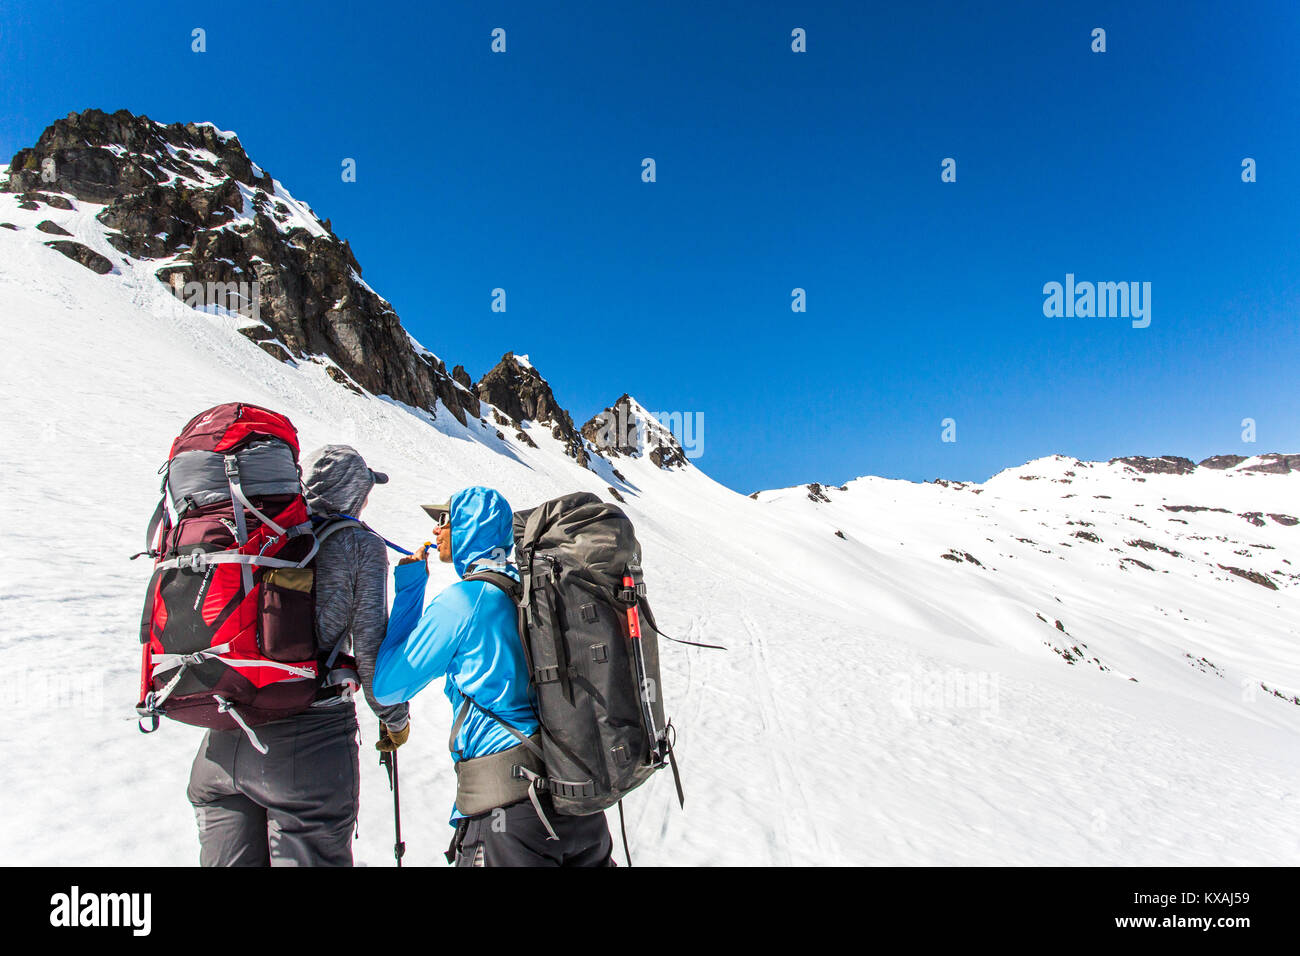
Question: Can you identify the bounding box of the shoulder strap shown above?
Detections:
[463,568,533,682]
[463,568,522,602]
[314,515,363,545]
[312,512,414,556]
[311,516,365,668]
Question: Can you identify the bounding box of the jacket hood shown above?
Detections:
[303,444,378,517]
[449,486,515,578]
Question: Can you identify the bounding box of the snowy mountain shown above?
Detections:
[1,110,1296,867]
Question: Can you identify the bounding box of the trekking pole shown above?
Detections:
[622,571,662,751]
[378,721,406,867]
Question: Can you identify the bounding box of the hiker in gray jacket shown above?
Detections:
[186,444,411,866]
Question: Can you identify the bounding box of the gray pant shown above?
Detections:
[187,704,360,866]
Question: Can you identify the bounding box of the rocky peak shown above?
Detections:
[1198,455,1247,470]
[475,353,588,465]
[1237,453,1300,474]
[5,109,270,203]
[1115,454,1300,475]
[1109,456,1198,475]
[2,108,479,424]
[581,394,689,470]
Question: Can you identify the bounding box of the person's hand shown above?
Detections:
[397,542,431,567]
[376,721,411,751]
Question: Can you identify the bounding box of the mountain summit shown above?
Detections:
[3,108,486,426]
[582,394,689,470]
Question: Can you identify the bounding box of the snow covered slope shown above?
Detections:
[2,150,1297,867]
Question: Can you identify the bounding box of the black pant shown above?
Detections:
[187,705,360,867]
[451,795,614,867]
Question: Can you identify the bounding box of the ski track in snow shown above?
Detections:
[1,184,1298,866]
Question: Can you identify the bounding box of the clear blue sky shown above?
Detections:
[3,0,1297,492]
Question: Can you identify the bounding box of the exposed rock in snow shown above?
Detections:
[581,394,688,470]
[44,239,113,274]
[475,352,588,466]
[1109,455,1198,475]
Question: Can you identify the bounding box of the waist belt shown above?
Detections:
[454,736,547,818]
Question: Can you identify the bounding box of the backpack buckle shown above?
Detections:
[511,765,546,791]
[185,552,207,572]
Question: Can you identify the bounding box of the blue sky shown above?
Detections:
[2,0,1297,492]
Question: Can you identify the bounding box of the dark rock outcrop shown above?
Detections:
[806,483,832,503]
[1241,453,1300,474]
[1109,456,1197,475]
[44,240,113,274]
[581,394,687,471]
[1198,454,1246,470]
[4,108,478,424]
[1218,565,1277,590]
[476,353,587,465]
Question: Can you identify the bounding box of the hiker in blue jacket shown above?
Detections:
[374,486,613,867]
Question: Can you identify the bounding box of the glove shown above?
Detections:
[376,721,410,752]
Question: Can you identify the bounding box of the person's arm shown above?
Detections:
[350,532,409,730]
[374,559,469,706]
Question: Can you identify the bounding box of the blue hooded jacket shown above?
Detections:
[374,487,538,816]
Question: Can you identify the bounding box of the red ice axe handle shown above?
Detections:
[622,573,642,639]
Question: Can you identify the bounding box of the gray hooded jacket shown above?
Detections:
[304,445,409,731]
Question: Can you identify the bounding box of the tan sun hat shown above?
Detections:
[421,501,451,522]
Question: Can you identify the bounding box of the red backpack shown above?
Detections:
[135,403,346,751]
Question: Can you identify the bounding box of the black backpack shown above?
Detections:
[464,492,684,817]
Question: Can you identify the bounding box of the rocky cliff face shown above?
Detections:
[3,109,480,424]
[475,353,589,465]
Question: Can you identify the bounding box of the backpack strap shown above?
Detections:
[463,567,521,599]
[142,496,166,557]
[312,511,415,556]
[311,515,369,673]
[463,568,536,682]
[449,690,558,841]
[637,595,728,650]
[155,551,312,572]
[224,454,288,536]
[313,515,362,544]
[449,692,545,762]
